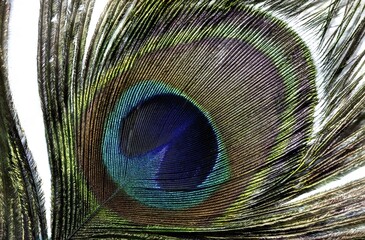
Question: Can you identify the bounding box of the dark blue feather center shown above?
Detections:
[120,94,218,191]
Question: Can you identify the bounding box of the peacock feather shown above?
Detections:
[1,0,365,239]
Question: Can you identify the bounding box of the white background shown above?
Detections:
[8,0,51,231]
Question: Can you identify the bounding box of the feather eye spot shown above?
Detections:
[100,81,229,210]
[119,94,219,192]
[79,4,317,225]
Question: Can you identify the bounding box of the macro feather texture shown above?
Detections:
[0,0,365,239]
